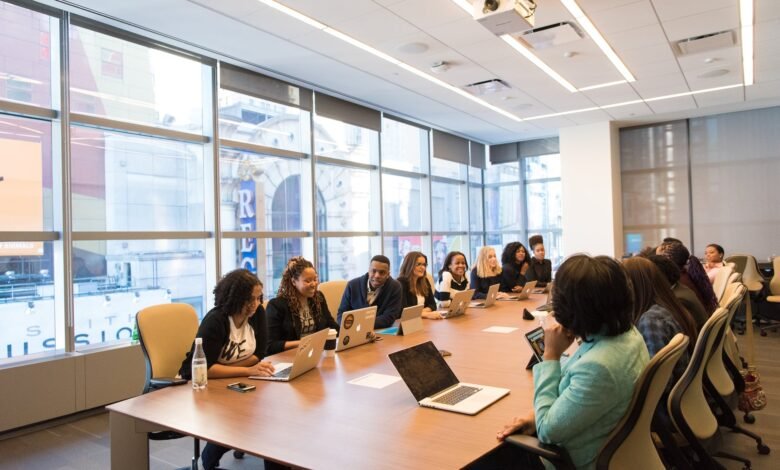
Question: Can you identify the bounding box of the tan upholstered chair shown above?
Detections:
[505,334,690,470]
[712,264,734,304]
[318,279,348,321]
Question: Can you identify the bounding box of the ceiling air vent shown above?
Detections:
[463,79,511,96]
[675,30,736,56]
[519,22,583,50]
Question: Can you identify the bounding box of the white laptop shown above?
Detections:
[437,289,475,319]
[376,305,424,336]
[336,305,377,352]
[389,341,510,415]
[470,283,499,308]
[537,281,554,311]
[502,280,537,301]
[249,328,327,382]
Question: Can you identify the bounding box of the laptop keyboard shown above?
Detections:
[273,367,292,378]
[433,385,481,405]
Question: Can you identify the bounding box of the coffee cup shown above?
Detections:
[324,328,337,357]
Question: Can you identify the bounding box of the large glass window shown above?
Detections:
[316,164,376,232]
[318,236,381,281]
[381,119,427,173]
[314,116,377,165]
[524,154,563,267]
[221,237,314,297]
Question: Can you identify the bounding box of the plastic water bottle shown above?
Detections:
[191,338,207,390]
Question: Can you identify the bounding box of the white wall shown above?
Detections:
[560,121,623,258]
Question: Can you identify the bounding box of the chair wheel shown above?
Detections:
[233,450,245,459]
[758,444,770,455]
[744,413,756,424]
[760,331,768,336]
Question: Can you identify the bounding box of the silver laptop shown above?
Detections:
[504,280,537,301]
[470,283,499,308]
[336,305,377,352]
[389,341,510,415]
[376,305,424,336]
[437,289,475,318]
[249,328,328,382]
[537,281,554,311]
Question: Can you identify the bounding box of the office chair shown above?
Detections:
[505,334,690,470]
[318,279,348,321]
[758,256,780,336]
[667,307,754,469]
[712,264,734,304]
[136,303,201,470]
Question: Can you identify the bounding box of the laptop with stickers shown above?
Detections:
[336,305,377,352]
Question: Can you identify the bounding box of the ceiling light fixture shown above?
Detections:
[560,0,635,82]
[500,34,577,92]
[256,0,524,122]
[739,0,754,85]
[577,80,627,91]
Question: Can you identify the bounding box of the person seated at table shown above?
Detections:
[337,254,403,329]
[469,246,502,300]
[525,234,552,288]
[491,255,649,469]
[704,243,726,284]
[646,254,708,332]
[656,241,718,315]
[398,251,440,319]
[435,251,470,308]
[624,256,696,387]
[267,257,338,355]
[500,241,529,293]
[178,269,276,470]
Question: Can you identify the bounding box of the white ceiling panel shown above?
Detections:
[586,1,659,34]
[692,87,744,108]
[384,0,468,29]
[427,17,498,49]
[331,8,421,48]
[602,22,669,51]
[564,108,615,125]
[603,101,654,120]
[581,82,642,106]
[646,95,698,114]
[651,0,735,21]
[284,0,382,25]
[756,0,780,22]
[579,0,646,14]
[660,6,740,42]
[632,73,690,98]
[746,79,780,101]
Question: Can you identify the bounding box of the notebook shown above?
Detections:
[376,305,424,336]
[470,283,499,308]
[250,328,328,382]
[437,289,475,318]
[502,281,537,301]
[389,341,510,415]
[336,305,377,352]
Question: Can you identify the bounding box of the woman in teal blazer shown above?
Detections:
[496,255,650,470]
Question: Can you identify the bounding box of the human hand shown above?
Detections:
[542,323,575,361]
[422,310,444,320]
[512,285,523,293]
[496,413,536,440]
[248,361,275,377]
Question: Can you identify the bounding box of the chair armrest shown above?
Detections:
[504,434,576,470]
[149,377,187,390]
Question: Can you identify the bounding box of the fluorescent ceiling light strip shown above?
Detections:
[500,35,578,92]
[561,0,635,82]
[257,0,524,122]
[578,80,627,91]
[740,0,754,86]
[451,0,472,13]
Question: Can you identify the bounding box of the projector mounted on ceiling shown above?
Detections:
[473,0,536,35]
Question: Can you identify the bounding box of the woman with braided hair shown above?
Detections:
[266,256,338,355]
[656,241,719,315]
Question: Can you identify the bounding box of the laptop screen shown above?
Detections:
[389,341,459,402]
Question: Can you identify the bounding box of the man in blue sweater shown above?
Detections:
[337,255,403,329]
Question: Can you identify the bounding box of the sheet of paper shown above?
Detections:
[482,326,518,334]
[348,373,401,389]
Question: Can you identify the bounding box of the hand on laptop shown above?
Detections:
[497,411,536,440]
[496,292,510,300]
[247,361,275,377]
[542,324,575,361]
[511,285,524,293]
[422,310,444,320]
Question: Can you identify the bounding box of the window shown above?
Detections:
[100,48,123,79]
[523,154,562,268]
[314,116,377,165]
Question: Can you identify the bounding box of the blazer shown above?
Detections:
[266,292,338,355]
[469,268,502,300]
[398,277,437,311]
[337,273,403,329]
[500,261,527,292]
[533,327,649,469]
[526,258,552,287]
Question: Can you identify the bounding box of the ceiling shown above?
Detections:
[54,0,780,144]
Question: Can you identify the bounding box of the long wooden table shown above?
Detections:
[109,295,550,469]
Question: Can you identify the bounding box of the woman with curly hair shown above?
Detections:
[657,241,718,315]
[500,241,529,293]
[266,257,338,355]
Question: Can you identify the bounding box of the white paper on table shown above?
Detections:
[482,326,518,334]
[348,373,401,389]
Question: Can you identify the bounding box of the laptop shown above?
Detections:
[537,282,554,311]
[502,280,537,301]
[470,283,499,308]
[336,305,377,352]
[249,328,328,382]
[437,289,475,318]
[389,341,510,415]
[376,305,424,336]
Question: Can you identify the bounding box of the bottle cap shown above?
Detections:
[195,337,202,344]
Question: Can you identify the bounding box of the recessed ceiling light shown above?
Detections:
[697,69,730,79]
[398,42,429,54]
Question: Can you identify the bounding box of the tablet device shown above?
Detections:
[525,327,545,369]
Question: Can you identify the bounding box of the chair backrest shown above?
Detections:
[596,334,690,470]
[136,303,199,388]
[318,280,347,321]
[711,264,734,303]
[668,307,729,445]
[771,257,780,296]
[719,281,741,308]
[706,285,746,398]
[726,254,763,291]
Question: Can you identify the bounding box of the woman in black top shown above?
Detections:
[178,269,276,470]
[500,241,529,293]
[470,246,503,299]
[266,257,338,355]
[526,235,552,287]
[398,251,439,319]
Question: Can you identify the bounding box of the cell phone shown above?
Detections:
[227,382,256,393]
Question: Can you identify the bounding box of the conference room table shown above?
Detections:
[108,294,555,469]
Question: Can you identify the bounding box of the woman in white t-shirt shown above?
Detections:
[435,251,470,308]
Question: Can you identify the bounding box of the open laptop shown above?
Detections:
[502,280,537,301]
[376,305,424,336]
[536,281,554,311]
[336,305,377,352]
[249,328,328,382]
[389,341,510,415]
[470,283,499,308]
[437,289,475,318]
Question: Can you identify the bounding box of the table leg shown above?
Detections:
[110,411,150,470]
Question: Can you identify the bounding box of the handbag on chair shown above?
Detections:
[738,294,767,413]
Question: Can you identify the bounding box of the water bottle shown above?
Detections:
[191,337,207,390]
